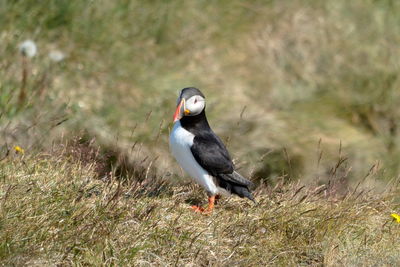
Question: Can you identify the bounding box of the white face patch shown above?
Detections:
[185,95,205,116]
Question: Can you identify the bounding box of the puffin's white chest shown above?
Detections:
[169,121,218,195]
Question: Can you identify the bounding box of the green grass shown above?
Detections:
[0,150,399,265]
[2,0,400,182]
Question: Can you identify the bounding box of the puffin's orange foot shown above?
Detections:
[190,196,216,214]
[191,205,205,213]
[191,205,213,215]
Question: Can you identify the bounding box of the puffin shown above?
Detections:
[169,87,255,213]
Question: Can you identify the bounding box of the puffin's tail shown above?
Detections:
[217,172,256,203]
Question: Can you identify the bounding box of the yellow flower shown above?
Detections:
[391,213,400,223]
[14,146,25,155]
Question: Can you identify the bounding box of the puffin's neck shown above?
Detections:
[179,109,211,135]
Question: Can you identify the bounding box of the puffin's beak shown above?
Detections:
[173,98,186,122]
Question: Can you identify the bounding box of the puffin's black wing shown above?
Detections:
[190,132,255,201]
[190,132,234,177]
[218,171,254,188]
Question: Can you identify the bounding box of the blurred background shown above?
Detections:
[1,0,400,187]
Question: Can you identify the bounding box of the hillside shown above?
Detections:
[2,0,400,182]
[1,0,400,265]
[1,151,399,265]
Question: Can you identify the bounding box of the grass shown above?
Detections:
[0,148,399,265]
[1,0,400,182]
[2,0,400,265]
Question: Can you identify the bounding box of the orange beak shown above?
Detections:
[173,98,185,123]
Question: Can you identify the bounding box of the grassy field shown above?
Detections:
[2,0,400,181]
[1,0,400,265]
[1,150,399,265]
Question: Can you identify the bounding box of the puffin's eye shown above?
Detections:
[194,98,198,104]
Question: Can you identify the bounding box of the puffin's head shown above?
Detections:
[173,87,206,122]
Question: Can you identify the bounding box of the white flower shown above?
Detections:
[19,40,37,58]
[48,50,65,62]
